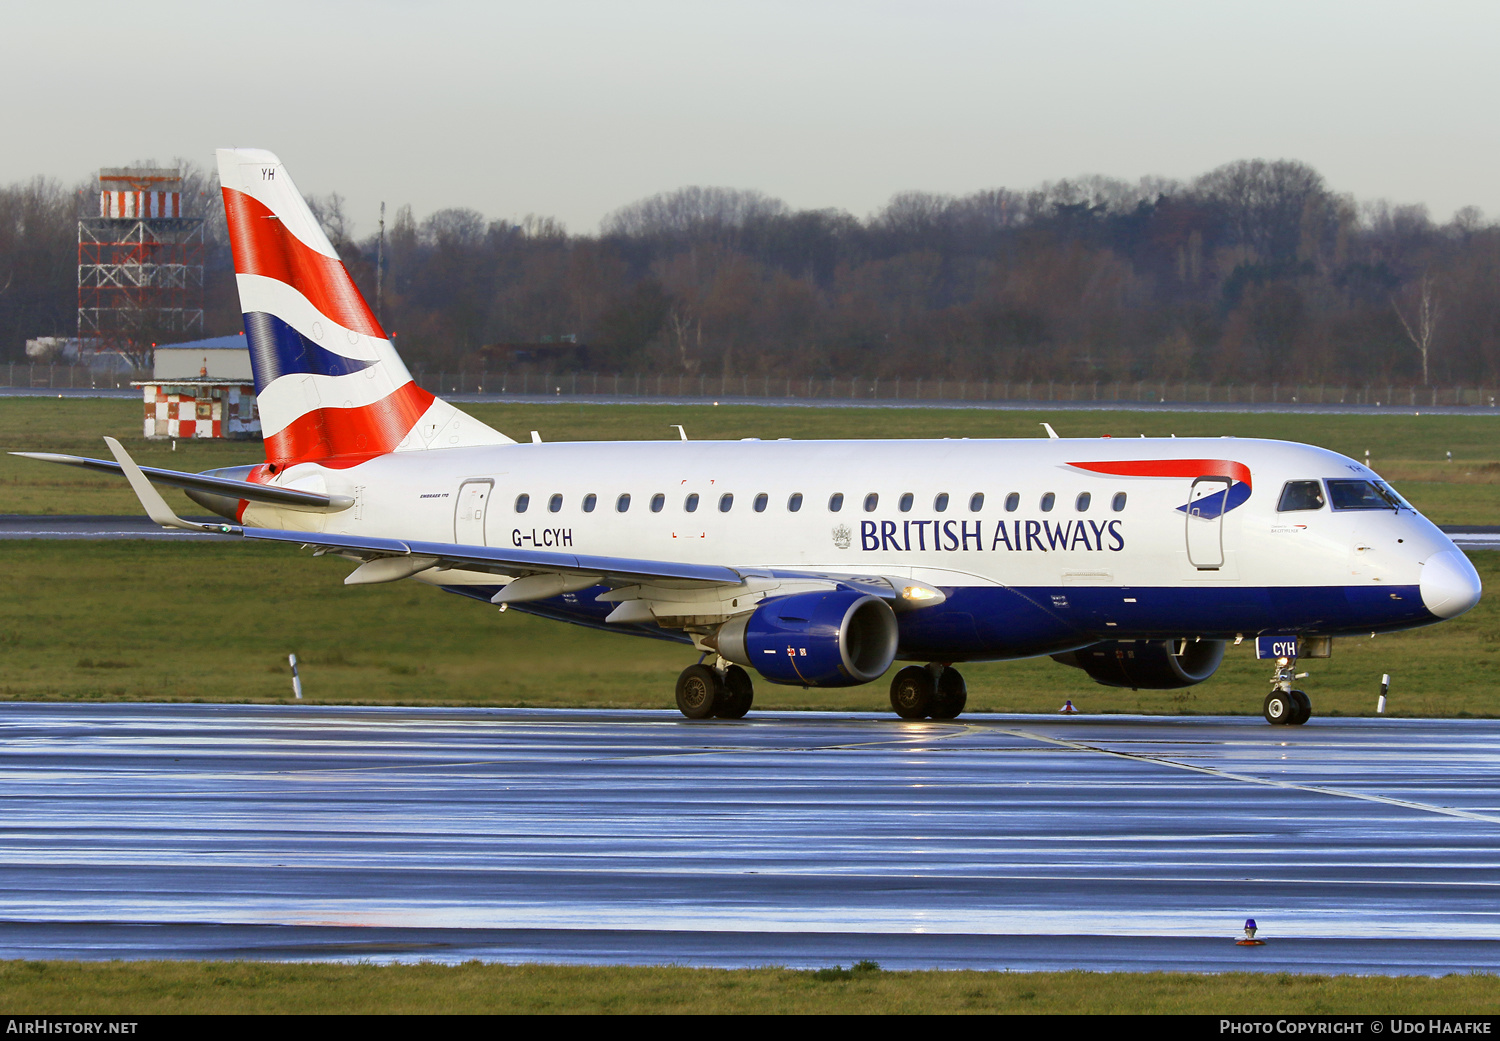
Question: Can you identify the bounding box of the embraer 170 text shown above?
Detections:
[19,150,1483,725]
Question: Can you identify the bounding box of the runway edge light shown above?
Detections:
[1237,918,1265,946]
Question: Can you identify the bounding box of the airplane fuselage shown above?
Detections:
[236,434,1471,662]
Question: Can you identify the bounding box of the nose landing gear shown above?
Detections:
[1263,659,1312,725]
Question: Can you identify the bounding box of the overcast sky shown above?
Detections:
[3,0,1496,236]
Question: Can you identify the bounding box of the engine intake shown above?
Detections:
[1052,638,1225,690]
[717,590,898,687]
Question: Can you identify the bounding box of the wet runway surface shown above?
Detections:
[2,703,1499,973]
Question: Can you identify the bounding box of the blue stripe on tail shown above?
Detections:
[242,311,376,393]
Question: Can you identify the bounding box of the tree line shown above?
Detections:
[2,159,1497,386]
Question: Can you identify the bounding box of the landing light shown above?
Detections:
[902,585,940,601]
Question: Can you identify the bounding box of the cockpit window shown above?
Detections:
[1277,480,1325,512]
[1326,479,1406,511]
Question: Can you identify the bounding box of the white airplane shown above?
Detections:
[19,149,1483,726]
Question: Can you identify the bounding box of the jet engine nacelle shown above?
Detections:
[1051,638,1226,690]
[716,590,899,687]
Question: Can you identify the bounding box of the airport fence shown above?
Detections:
[412,370,1500,409]
[0,364,150,390]
[7,363,1500,409]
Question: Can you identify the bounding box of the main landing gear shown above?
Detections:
[889,663,967,720]
[675,660,754,720]
[1263,659,1312,726]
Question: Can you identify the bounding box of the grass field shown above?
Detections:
[1,397,1498,714]
[1,961,1496,1014]
[2,539,1497,717]
[3,397,1500,523]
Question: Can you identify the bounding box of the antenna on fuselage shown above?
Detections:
[672,425,688,441]
[531,431,542,444]
[1041,423,1059,439]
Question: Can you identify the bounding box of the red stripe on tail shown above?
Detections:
[222,186,387,340]
[264,381,435,469]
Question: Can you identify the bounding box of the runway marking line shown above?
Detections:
[995,726,1500,827]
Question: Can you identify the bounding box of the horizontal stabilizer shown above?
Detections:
[11,451,352,513]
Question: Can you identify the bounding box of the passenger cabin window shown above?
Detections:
[787,493,803,512]
[616,493,631,513]
[685,493,699,513]
[719,493,734,512]
[650,493,665,513]
[1076,492,1091,512]
[934,493,950,512]
[1004,492,1020,512]
[754,493,768,512]
[1040,492,1055,512]
[969,492,984,512]
[548,494,562,513]
[1278,481,1326,512]
[515,493,530,513]
[1112,492,1127,512]
[1326,479,1404,511]
[864,493,879,512]
[899,493,914,513]
[582,493,597,513]
[829,493,844,512]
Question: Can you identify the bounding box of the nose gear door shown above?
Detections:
[1186,477,1231,569]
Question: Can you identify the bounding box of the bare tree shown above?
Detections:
[664,302,701,373]
[1393,272,1441,385]
[305,192,353,248]
[602,187,788,239]
[1194,159,1332,263]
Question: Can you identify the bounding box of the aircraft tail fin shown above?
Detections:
[215,148,514,470]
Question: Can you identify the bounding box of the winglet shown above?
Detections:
[103,437,239,534]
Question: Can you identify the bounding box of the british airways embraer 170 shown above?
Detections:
[20,149,1483,725]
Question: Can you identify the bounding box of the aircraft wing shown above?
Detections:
[11,450,350,513]
[241,526,744,587]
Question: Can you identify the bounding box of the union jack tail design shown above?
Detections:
[216,148,514,471]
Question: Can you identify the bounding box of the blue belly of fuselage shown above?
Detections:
[442,581,1433,661]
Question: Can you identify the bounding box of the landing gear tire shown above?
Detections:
[1289,690,1311,726]
[890,665,935,719]
[676,664,722,720]
[930,667,967,720]
[1263,691,1293,725]
[716,665,754,719]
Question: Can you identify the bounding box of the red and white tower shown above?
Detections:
[78,168,205,368]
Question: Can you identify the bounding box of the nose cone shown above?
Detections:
[1421,549,1482,619]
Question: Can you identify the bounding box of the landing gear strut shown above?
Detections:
[674,660,755,720]
[1263,659,1311,726]
[889,664,967,720]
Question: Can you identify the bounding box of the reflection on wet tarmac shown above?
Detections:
[1,704,1498,974]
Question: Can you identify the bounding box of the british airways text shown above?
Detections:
[860,519,1124,552]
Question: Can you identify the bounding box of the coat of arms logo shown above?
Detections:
[832,524,852,550]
